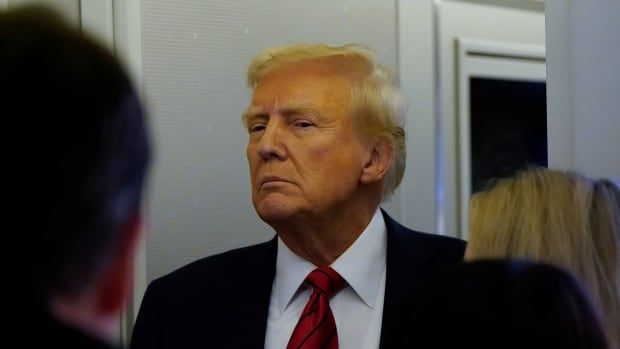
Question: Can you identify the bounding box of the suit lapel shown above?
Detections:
[379,211,439,349]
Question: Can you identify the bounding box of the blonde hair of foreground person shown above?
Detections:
[245,43,406,199]
[465,168,620,347]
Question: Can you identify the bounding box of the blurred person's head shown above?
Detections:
[397,260,609,349]
[465,168,620,346]
[2,6,150,341]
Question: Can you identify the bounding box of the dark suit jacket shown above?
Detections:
[130,211,465,348]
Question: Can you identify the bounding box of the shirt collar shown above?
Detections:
[273,209,387,313]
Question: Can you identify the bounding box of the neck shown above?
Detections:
[274,197,381,266]
[51,294,118,345]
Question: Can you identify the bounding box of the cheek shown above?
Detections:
[304,146,340,176]
[247,149,260,180]
[315,149,362,182]
[247,143,258,161]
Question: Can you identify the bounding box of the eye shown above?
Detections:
[293,120,314,129]
[249,124,266,133]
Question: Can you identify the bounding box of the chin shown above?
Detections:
[254,197,299,224]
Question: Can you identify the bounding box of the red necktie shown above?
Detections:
[287,266,346,349]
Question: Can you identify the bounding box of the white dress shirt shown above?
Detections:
[264,209,387,349]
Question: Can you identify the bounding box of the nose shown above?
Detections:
[257,119,287,161]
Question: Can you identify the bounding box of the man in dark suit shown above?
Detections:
[131,44,464,349]
[3,6,151,348]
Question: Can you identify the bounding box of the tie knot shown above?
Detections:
[305,267,346,297]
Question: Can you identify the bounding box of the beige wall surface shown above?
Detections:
[7,0,80,25]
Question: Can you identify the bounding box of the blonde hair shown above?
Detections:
[466,168,620,347]
[246,43,406,198]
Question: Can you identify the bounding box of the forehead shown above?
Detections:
[249,58,363,112]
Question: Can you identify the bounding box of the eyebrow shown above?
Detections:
[242,106,266,126]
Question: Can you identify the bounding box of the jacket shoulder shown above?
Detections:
[131,239,277,349]
[149,237,276,293]
[382,209,466,257]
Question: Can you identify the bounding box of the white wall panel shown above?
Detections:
[438,1,545,236]
[546,0,620,180]
[7,0,79,25]
[397,0,437,233]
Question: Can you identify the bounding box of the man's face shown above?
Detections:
[245,60,370,224]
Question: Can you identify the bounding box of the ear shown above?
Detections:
[360,138,394,185]
[94,213,143,315]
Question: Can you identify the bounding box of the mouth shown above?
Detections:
[260,175,292,187]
